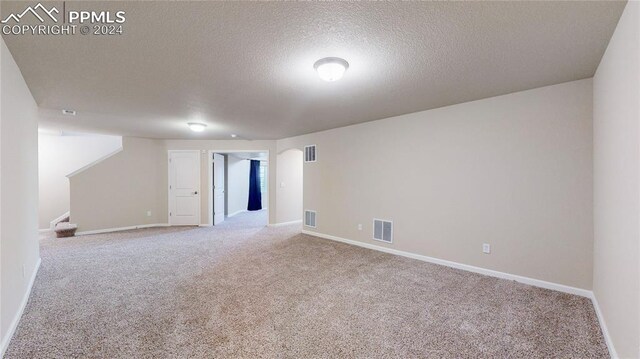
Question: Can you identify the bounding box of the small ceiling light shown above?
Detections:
[187,122,207,132]
[314,57,349,82]
[230,134,238,138]
[62,109,76,116]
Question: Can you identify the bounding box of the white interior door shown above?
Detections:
[213,153,226,225]
[169,151,200,225]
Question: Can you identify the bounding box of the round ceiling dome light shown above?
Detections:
[314,57,349,82]
[188,122,207,132]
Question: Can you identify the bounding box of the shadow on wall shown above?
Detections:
[38,133,122,230]
[276,148,303,224]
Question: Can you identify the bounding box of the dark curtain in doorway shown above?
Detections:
[247,160,262,211]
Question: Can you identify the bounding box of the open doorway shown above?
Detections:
[208,151,268,227]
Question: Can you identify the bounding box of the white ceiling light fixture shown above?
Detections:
[187,122,207,132]
[62,109,76,116]
[314,57,349,82]
[230,134,238,138]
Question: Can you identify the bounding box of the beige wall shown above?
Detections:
[276,149,303,223]
[69,138,277,231]
[0,39,40,354]
[278,79,594,290]
[592,2,640,358]
[226,154,250,216]
[70,137,166,232]
[38,133,121,229]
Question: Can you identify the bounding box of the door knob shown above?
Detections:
[193,191,198,195]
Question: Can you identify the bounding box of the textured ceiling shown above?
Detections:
[1,1,626,140]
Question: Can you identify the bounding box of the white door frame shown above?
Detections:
[168,150,202,226]
[207,150,269,226]
[212,153,226,225]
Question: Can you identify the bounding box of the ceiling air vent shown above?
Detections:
[373,219,393,243]
[304,210,317,228]
[304,145,316,163]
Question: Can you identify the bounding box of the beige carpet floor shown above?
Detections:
[6,210,608,358]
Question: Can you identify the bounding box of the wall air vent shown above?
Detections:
[304,145,317,163]
[373,219,393,243]
[304,210,317,228]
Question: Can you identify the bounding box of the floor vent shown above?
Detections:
[373,219,393,243]
[304,210,317,228]
[304,145,317,162]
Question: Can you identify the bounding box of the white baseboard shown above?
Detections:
[227,210,247,218]
[198,224,213,227]
[76,223,170,236]
[307,229,616,357]
[38,228,52,233]
[269,219,302,227]
[0,257,41,358]
[590,293,618,358]
[301,230,592,298]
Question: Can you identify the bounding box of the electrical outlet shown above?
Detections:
[357,224,363,230]
[146,211,152,217]
[280,182,285,188]
[22,264,26,278]
[482,243,491,254]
